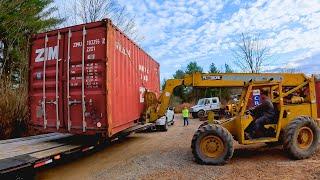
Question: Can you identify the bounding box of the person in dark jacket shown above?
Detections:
[248,89,276,138]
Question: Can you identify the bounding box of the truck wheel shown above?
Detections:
[283,116,319,159]
[197,110,205,118]
[191,124,234,165]
[192,112,198,118]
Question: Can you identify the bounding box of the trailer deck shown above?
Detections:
[0,123,154,176]
[0,133,93,174]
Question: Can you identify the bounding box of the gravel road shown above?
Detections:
[36,114,320,180]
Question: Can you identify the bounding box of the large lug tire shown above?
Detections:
[191,124,234,165]
[197,110,206,118]
[192,112,198,118]
[198,121,209,129]
[283,116,319,159]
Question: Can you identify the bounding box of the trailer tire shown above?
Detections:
[191,124,234,165]
[283,116,319,159]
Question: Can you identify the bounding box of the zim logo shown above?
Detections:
[35,46,58,62]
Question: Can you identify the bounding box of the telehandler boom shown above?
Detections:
[144,72,320,165]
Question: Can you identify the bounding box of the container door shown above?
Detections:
[29,33,65,130]
[64,26,107,133]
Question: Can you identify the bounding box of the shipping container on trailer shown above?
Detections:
[29,19,160,137]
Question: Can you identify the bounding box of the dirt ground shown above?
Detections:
[36,114,320,180]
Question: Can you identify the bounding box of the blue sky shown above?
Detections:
[115,0,320,79]
[56,0,320,80]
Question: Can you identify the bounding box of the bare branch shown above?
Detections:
[61,0,142,42]
[232,33,270,73]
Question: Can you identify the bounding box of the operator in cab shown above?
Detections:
[247,89,277,138]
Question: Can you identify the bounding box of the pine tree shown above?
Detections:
[185,61,203,75]
[0,0,63,82]
[209,63,220,73]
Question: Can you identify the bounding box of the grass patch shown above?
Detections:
[0,79,29,139]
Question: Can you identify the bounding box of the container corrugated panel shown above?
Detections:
[29,19,160,136]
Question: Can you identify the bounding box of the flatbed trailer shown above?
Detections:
[0,133,86,176]
[0,123,153,178]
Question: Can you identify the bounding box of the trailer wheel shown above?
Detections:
[191,124,234,165]
[283,116,319,159]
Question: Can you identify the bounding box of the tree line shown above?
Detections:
[161,32,272,104]
[162,62,236,103]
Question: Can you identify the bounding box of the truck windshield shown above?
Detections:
[197,99,205,105]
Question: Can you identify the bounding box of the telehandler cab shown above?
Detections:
[143,73,320,165]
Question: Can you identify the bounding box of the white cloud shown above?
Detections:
[116,0,320,75]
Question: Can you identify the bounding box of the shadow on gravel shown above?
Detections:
[32,135,145,179]
[232,145,286,160]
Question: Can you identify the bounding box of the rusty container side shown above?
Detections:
[106,20,160,136]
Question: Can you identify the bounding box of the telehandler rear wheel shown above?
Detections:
[191,124,234,165]
[283,116,319,159]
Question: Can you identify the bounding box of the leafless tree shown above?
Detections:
[77,0,115,23]
[60,0,143,42]
[232,33,270,73]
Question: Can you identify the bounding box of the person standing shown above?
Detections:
[182,106,189,126]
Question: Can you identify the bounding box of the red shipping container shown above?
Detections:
[29,19,160,137]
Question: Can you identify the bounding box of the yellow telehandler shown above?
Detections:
[144,72,320,165]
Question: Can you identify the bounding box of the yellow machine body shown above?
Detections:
[145,72,318,145]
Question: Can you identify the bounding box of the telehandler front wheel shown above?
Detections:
[191,124,234,165]
[198,121,209,129]
[283,116,319,159]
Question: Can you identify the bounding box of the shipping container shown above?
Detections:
[29,19,160,137]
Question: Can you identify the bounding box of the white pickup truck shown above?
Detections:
[190,97,221,118]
